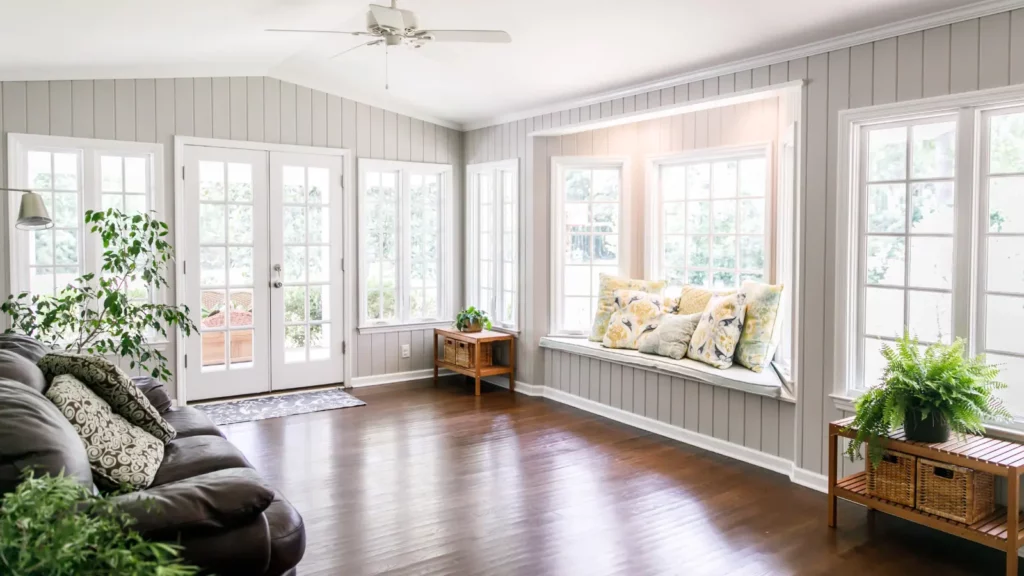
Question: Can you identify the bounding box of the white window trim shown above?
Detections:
[832,83,1024,412]
[643,142,774,286]
[549,155,631,337]
[6,133,165,306]
[466,158,521,332]
[357,158,454,332]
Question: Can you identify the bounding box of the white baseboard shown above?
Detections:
[481,376,545,396]
[790,467,828,493]
[350,368,454,388]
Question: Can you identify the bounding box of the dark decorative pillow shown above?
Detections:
[0,349,48,394]
[38,352,176,444]
[46,375,164,491]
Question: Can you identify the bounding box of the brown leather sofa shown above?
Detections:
[0,335,305,576]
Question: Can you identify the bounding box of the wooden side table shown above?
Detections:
[433,327,516,396]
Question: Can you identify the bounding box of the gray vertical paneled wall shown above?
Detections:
[463,9,1024,476]
[0,76,462,398]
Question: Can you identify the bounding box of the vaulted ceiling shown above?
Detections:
[0,0,983,127]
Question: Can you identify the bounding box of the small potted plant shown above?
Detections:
[455,307,492,333]
[846,331,1010,466]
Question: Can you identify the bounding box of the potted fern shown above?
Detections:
[846,331,1010,466]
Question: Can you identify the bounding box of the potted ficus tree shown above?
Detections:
[846,331,1010,466]
[1,209,197,382]
[455,306,492,333]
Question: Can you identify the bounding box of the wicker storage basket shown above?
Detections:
[443,338,457,364]
[866,450,917,507]
[453,341,493,369]
[916,458,995,524]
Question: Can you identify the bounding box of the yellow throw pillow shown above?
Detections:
[602,290,665,350]
[735,281,784,372]
[663,285,734,315]
[687,292,748,369]
[589,274,666,342]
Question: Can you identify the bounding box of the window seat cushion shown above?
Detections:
[540,336,784,399]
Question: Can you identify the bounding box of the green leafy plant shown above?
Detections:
[455,306,492,332]
[0,472,197,575]
[1,210,198,382]
[845,331,1010,466]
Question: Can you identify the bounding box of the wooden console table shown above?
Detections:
[829,416,1024,575]
[433,328,515,396]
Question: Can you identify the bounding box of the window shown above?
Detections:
[647,145,771,295]
[466,160,519,330]
[836,88,1024,419]
[7,134,163,300]
[550,157,628,335]
[358,159,452,330]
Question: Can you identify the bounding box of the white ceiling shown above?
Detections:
[0,0,986,127]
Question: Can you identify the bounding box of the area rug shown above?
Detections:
[194,387,366,425]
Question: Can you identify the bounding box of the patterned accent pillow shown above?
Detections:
[663,285,736,315]
[602,290,665,350]
[38,352,176,444]
[735,281,785,372]
[637,312,703,360]
[589,274,666,341]
[46,374,164,491]
[687,293,748,369]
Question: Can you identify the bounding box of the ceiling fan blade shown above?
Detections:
[420,30,512,43]
[265,28,372,36]
[330,39,382,59]
[368,4,407,31]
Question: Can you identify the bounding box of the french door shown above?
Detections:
[182,145,345,401]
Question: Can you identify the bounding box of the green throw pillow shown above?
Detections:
[38,352,175,443]
[46,375,164,491]
[637,312,703,360]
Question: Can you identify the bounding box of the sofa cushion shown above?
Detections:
[0,333,52,363]
[38,352,176,443]
[0,349,48,394]
[178,514,272,576]
[109,467,274,538]
[264,492,306,576]
[152,435,251,487]
[162,407,225,439]
[132,376,173,413]
[46,375,164,491]
[0,378,94,495]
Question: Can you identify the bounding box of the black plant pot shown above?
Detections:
[904,409,950,443]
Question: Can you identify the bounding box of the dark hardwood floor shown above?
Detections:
[220,378,1014,575]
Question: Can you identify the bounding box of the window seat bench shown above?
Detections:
[539,337,788,400]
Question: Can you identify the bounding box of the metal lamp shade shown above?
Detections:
[16,191,52,230]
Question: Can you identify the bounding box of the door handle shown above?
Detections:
[271,263,283,289]
[272,280,283,288]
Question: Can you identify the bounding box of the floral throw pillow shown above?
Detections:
[602,290,665,350]
[46,374,164,491]
[589,274,666,342]
[38,352,176,444]
[735,281,785,372]
[663,285,736,315]
[637,312,703,360]
[687,293,748,369]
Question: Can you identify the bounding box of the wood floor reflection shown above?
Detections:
[220,378,1014,576]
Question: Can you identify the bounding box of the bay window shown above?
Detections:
[466,159,519,330]
[358,159,453,331]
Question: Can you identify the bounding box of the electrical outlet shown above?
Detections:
[401,344,411,359]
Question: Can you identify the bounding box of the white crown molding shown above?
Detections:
[462,0,1024,131]
[0,62,272,82]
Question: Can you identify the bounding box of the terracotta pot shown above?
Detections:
[904,409,950,443]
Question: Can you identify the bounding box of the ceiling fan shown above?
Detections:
[266,0,512,60]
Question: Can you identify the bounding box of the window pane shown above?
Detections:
[566,234,591,264]
[739,157,766,197]
[910,182,955,234]
[594,235,618,263]
[284,286,306,322]
[53,192,78,228]
[989,176,1024,233]
[662,166,686,201]
[308,167,329,204]
[593,204,619,234]
[712,236,736,269]
[712,271,736,289]
[909,237,953,290]
[863,338,888,388]
[283,166,305,203]
[32,230,53,265]
[564,265,591,296]
[711,200,736,234]
[310,324,331,360]
[712,161,738,198]
[865,287,904,338]
[739,199,765,234]
[688,270,709,287]
[125,194,146,215]
[125,157,147,193]
[565,170,591,201]
[101,156,122,192]
[228,247,253,286]
[987,295,1024,354]
[866,236,906,285]
[54,153,78,191]
[990,112,1024,174]
[228,163,253,202]
[284,326,307,363]
[54,230,78,265]
[686,164,710,199]
[663,202,685,234]
[911,121,956,179]
[565,203,590,232]
[563,297,592,332]
[739,236,765,271]
[687,236,709,268]
[200,247,226,287]
[990,354,1024,415]
[592,169,620,201]
[308,206,328,244]
[228,205,254,244]
[908,290,952,344]
[687,201,710,234]
[868,126,907,182]
[199,204,226,243]
[284,246,306,282]
[28,151,52,189]
[283,206,306,244]
[199,161,224,201]
[867,184,906,233]
[30,267,54,296]
[308,246,328,283]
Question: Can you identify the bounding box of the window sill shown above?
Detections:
[831,393,858,414]
[358,320,454,335]
[832,392,1024,442]
[539,337,787,401]
[489,326,520,336]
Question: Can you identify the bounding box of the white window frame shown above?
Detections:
[466,159,520,332]
[357,158,453,334]
[549,156,631,337]
[833,84,1024,416]
[6,133,165,306]
[644,142,774,292]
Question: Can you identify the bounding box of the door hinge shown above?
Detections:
[184,354,188,369]
[340,258,344,271]
[181,166,185,180]
[342,341,347,354]
[182,260,186,275]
